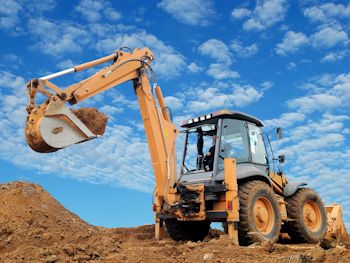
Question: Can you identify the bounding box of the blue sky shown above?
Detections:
[0,0,349,228]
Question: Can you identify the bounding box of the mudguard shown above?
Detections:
[284,182,307,197]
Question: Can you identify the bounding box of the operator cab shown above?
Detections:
[180,110,268,184]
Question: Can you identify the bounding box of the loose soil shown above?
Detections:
[0,181,349,263]
[72,108,108,136]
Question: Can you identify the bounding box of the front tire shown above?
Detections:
[285,188,327,243]
[165,219,210,241]
[238,180,282,245]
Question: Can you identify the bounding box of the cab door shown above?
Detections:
[247,123,268,167]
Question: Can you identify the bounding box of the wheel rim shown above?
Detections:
[303,200,322,232]
[253,196,275,235]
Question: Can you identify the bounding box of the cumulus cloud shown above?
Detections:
[276,27,348,55]
[75,0,121,22]
[310,26,349,49]
[287,94,341,113]
[164,96,183,110]
[198,39,232,64]
[276,31,309,55]
[0,0,22,31]
[198,39,240,80]
[206,63,239,80]
[187,62,203,73]
[0,71,26,90]
[232,0,288,31]
[260,81,274,90]
[231,8,251,19]
[95,31,186,79]
[303,3,350,24]
[230,40,258,57]
[185,84,263,113]
[28,18,91,56]
[0,0,56,33]
[321,50,349,63]
[157,0,215,26]
[264,112,305,128]
[286,72,350,113]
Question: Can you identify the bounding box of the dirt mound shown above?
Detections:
[0,181,349,263]
[72,108,108,136]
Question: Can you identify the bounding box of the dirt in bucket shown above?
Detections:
[72,108,108,136]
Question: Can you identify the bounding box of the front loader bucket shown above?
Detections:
[324,203,349,241]
[25,101,108,153]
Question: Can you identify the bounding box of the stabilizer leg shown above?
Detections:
[225,158,240,245]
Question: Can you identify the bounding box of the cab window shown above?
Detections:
[217,119,249,171]
[248,124,267,165]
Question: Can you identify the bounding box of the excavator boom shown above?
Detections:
[25,48,153,152]
[25,47,178,210]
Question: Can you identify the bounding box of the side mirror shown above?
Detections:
[278,154,285,163]
[276,127,283,140]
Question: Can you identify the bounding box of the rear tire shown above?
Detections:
[165,219,210,241]
[285,188,327,243]
[238,180,282,245]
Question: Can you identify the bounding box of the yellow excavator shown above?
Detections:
[24,47,348,245]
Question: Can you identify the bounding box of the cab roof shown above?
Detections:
[181,109,264,128]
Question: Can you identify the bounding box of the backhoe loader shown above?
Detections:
[24,47,348,245]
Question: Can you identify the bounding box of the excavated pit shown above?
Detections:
[0,181,349,263]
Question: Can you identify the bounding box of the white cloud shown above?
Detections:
[321,50,349,63]
[198,39,239,80]
[287,62,296,70]
[0,0,56,33]
[198,39,232,64]
[287,93,341,113]
[239,0,288,31]
[264,112,305,128]
[276,31,309,55]
[104,7,122,21]
[206,63,239,80]
[187,62,203,73]
[56,59,75,69]
[28,18,91,56]
[0,0,22,31]
[333,73,350,102]
[231,8,251,19]
[0,53,24,70]
[310,26,349,49]
[0,71,26,90]
[261,81,274,90]
[230,40,258,57]
[23,0,56,13]
[110,91,139,110]
[75,0,121,23]
[303,3,350,24]
[286,72,350,114]
[95,31,186,79]
[164,96,183,110]
[157,0,215,26]
[186,84,263,113]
